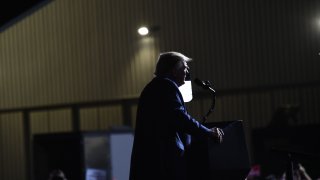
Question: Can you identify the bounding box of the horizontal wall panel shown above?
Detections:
[272,89,304,127]
[248,92,273,128]
[30,111,50,134]
[48,109,72,132]
[30,109,72,134]
[80,105,123,131]
[99,105,123,130]
[80,108,99,131]
[299,87,320,125]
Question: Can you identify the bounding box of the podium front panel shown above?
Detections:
[187,120,250,180]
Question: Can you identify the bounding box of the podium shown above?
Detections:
[186,120,250,180]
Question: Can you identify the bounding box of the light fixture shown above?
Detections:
[138,26,149,36]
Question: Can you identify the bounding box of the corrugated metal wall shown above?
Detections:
[0,0,319,179]
[0,113,26,180]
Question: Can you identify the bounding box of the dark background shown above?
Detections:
[0,0,50,30]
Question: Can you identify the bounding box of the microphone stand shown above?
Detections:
[201,81,216,123]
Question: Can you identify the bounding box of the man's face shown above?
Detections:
[173,60,189,87]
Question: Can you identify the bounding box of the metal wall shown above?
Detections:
[0,0,319,179]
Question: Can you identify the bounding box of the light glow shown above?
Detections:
[179,81,193,102]
[138,27,149,36]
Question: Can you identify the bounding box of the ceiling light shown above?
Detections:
[138,27,149,36]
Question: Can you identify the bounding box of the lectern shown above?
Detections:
[186,120,250,180]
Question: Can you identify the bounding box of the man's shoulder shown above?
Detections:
[141,77,178,95]
[151,77,177,87]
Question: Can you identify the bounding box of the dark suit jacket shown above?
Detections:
[129,77,213,180]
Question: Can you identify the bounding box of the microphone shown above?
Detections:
[194,78,216,123]
[194,78,215,93]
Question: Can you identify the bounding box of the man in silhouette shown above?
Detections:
[129,52,224,180]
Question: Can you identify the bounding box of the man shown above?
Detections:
[129,52,224,180]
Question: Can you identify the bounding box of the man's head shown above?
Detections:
[48,169,67,180]
[154,52,191,86]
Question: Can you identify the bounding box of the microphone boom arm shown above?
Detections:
[194,78,216,123]
[201,88,216,123]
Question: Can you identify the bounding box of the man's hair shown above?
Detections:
[48,169,67,180]
[154,52,191,76]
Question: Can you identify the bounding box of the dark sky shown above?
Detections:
[0,0,49,29]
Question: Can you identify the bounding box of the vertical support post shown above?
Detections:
[122,100,132,127]
[23,110,31,180]
[72,106,80,132]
